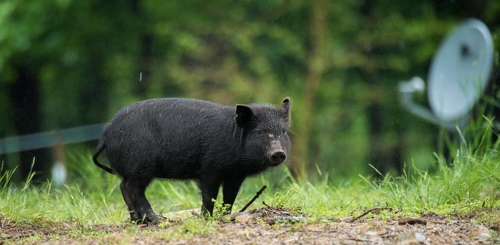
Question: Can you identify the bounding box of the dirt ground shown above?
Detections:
[1,207,499,244]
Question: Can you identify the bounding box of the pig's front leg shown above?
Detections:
[222,177,245,214]
[199,176,221,217]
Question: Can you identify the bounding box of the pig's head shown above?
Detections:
[235,98,291,169]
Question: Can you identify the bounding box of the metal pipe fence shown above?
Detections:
[0,123,107,154]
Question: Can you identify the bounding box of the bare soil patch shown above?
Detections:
[1,207,499,244]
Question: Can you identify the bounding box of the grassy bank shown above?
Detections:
[1,121,500,243]
[1,141,499,225]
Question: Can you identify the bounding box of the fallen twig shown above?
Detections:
[350,207,394,222]
[262,201,271,208]
[398,217,427,225]
[239,185,267,212]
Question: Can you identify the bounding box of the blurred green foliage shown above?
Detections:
[0,0,499,182]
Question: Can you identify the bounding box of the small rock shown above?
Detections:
[470,224,492,240]
[234,213,253,223]
[396,231,429,245]
[162,208,200,219]
[221,212,253,223]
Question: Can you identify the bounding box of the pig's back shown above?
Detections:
[108,98,233,132]
[103,98,236,179]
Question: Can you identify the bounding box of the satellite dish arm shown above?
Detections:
[399,77,457,130]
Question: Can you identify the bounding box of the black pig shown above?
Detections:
[93,97,291,224]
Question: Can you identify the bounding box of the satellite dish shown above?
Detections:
[399,19,494,129]
[428,19,494,122]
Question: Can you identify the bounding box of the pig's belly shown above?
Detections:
[154,154,202,180]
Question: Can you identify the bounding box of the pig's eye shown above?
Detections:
[255,129,264,135]
[282,129,287,134]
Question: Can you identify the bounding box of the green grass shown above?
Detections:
[2,144,499,225]
[1,118,500,240]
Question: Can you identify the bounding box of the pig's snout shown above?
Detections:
[270,151,286,164]
[268,140,287,165]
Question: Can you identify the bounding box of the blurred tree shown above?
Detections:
[0,0,498,183]
[0,0,140,180]
[0,0,71,180]
[291,0,328,180]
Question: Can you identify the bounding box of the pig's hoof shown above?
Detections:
[132,212,160,225]
[134,217,160,225]
[147,216,161,225]
[144,213,160,225]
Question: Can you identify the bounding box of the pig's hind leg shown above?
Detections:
[120,177,159,224]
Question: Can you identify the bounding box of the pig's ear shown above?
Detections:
[281,98,291,126]
[235,105,255,127]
